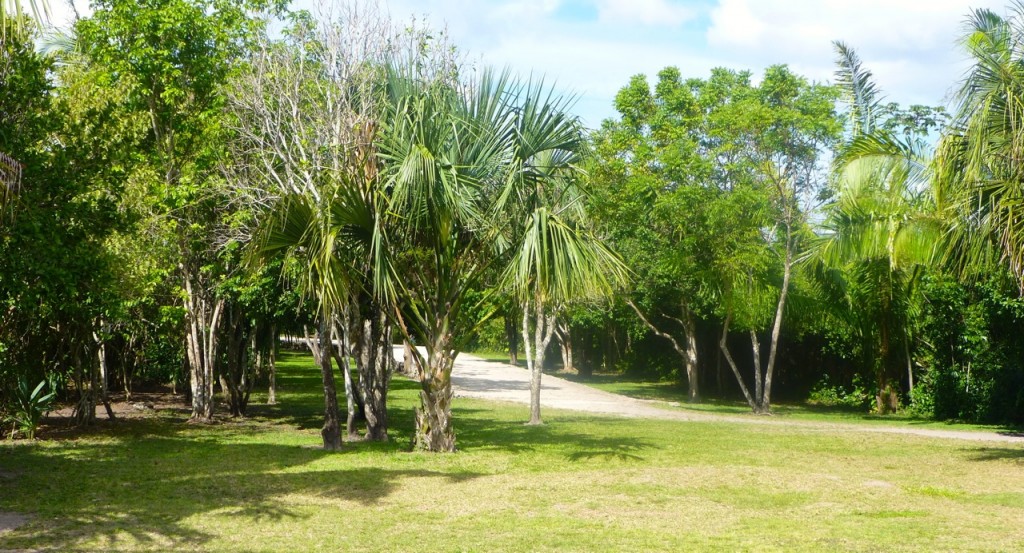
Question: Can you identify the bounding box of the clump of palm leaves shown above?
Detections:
[4,378,55,439]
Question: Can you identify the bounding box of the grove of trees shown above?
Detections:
[4,0,1024,452]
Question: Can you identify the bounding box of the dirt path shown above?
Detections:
[398,349,1024,445]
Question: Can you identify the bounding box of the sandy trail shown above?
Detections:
[396,347,1024,445]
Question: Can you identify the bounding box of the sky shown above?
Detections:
[50,0,1008,129]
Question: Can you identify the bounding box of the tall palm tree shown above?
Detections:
[372,65,517,452]
[493,79,627,425]
[253,168,378,447]
[936,2,1024,289]
[505,199,628,425]
[502,151,628,424]
[813,42,941,412]
[372,64,625,447]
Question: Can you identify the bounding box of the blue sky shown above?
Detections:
[53,0,1007,128]
[379,0,1006,128]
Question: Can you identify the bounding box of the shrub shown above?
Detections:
[807,374,871,410]
[5,379,55,440]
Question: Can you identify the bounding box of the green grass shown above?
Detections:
[1,351,1023,552]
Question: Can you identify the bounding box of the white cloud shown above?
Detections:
[46,0,1012,127]
[706,0,1007,106]
[44,0,91,27]
[596,0,695,27]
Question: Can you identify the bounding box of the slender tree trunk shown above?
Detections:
[304,321,343,449]
[221,305,247,417]
[905,335,914,395]
[331,318,359,440]
[89,332,115,421]
[95,328,108,399]
[681,304,699,401]
[627,299,700,402]
[505,312,519,365]
[557,320,574,373]
[761,221,795,414]
[316,314,342,450]
[719,313,758,410]
[267,324,278,405]
[524,297,557,425]
[751,330,763,411]
[183,265,223,421]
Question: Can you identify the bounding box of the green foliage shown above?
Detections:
[812,42,942,412]
[936,2,1024,287]
[807,374,871,410]
[915,273,1024,424]
[4,379,55,439]
[1,19,128,407]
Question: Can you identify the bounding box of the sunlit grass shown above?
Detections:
[1,351,1022,552]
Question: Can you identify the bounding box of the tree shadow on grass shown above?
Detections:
[452,407,657,461]
[967,446,1024,463]
[0,428,483,551]
[249,367,423,433]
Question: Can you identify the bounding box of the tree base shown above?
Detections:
[414,382,455,452]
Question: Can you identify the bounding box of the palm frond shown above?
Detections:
[833,41,883,135]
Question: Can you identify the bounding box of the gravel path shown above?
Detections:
[396,348,1024,445]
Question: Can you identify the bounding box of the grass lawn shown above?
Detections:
[2,351,1023,552]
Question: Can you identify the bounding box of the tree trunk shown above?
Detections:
[627,299,700,402]
[751,330,764,412]
[221,304,250,417]
[505,312,519,365]
[557,321,574,373]
[403,341,414,377]
[410,332,456,452]
[183,266,223,421]
[905,335,914,395]
[719,313,758,411]
[307,317,342,450]
[331,319,359,441]
[352,301,390,442]
[876,318,898,414]
[267,324,278,405]
[760,221,795,414]
[524,297,557,425]
[681,304,699,402]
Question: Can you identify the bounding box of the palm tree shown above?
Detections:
[936,3,1024,289]
[1,0,50,38]
[813,42,941,412]
[254,185,373,449]
[490,80,628,425]
[505,199,628,425]
[372,64,624,447]
[499,137,626,423]
[371,65,517,451]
